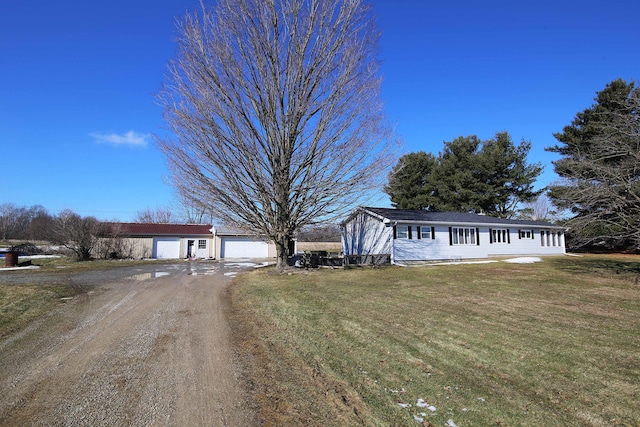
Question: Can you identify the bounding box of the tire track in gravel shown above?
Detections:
[0,267,258,426]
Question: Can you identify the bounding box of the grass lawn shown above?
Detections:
[0,284,80,337]
[229,254,640,426]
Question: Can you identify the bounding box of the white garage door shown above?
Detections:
[153,237,181,259]
[221,237,269,258]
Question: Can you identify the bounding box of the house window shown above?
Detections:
[451,227,476,245]
[198,239,207,249]
[420,226,431,239]
[490,228,510,244]
[519,229,533,239]
[540,231,563,247]
[396,225,408,239]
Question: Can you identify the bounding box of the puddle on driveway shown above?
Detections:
[188,265,219,276]
[125,272,171,281]
[121,260,271,281]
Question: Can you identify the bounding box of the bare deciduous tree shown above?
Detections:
[518,194,561,222]
[134,207,176,224]
[50,209,102,261]
[172,193,215,225]
[0,203,20,241]
[0,203,53,241]
[156,0,394,268]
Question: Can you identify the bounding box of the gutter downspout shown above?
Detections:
[209,226,216,260]
[388,220,397,265]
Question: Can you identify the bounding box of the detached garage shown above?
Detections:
[214,226,277,259]
[153,237,181,259]
[102,223,279,260]
[220,237,270,258]
[105,223,215,259]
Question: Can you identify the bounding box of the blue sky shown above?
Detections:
[1,0,638,221]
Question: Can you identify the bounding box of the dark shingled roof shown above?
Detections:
[109,223,213,236]
[362,207,559,227]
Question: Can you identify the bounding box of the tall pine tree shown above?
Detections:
[385,132,542,218]
[383,152,437,210]
[547,78,640,249]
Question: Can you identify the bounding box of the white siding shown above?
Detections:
[342,212,392,256]
[343,212,566,262]
[394,225,486,261]
[392,226,565,261]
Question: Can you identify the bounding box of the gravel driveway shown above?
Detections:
[0,260,265,426]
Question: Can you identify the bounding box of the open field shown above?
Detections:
[295,241,342,253]
[229,254,640,426]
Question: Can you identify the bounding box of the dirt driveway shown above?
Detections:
[0,261,264,426]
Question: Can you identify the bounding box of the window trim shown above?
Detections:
[395,225,409,239]
[449,227,477,245]
[418,226,433,240]
[519,229,534,240]
[489,228,511,244]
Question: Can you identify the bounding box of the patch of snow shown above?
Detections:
[20,255,62,260]
[0,265,40,271]
[447,420,460,427]
[416,399,436,412]
[503,257,542,264]
[224,272,238,276]
[398,402,411,409]
[254,261,272,268]
[224,262,259,268]
[413,414,424,423]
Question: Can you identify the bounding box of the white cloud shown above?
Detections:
[91,130,150,147]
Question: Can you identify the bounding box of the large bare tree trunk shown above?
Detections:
[156,0,395,269]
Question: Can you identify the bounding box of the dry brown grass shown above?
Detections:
[295,241,342,253]
[229,254,640,426]
[0,284,80,337]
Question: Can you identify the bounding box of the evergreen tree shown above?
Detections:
[546,78,640,249]
[431,136,485,213]
[385,133,542,218]
[384,151,437,209]
[479,132,543,217]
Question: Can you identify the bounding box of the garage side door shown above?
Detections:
[220,237,269,258]
[153,237,181,259]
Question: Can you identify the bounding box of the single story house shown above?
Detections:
[104,223,278,260]
[341,207,566,264]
